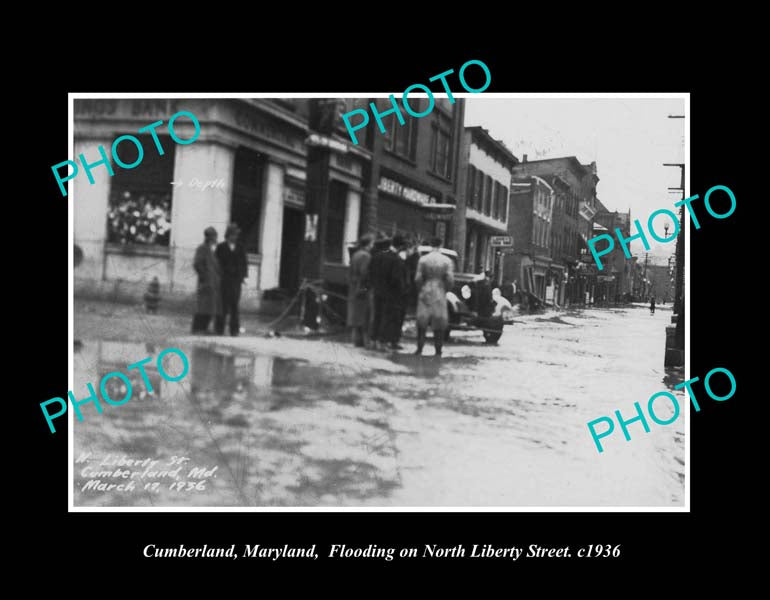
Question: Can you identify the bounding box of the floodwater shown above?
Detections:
[72,304,684,507]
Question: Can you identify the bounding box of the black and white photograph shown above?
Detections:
[69,94,688,509]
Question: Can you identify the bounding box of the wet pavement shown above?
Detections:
[73,303,684,507]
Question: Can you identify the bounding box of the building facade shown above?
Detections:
[73,98,372,309]
[349,97,466,248]
[459,127,518,281]
[511,156,599,306]
[506,175,555,302]
[593,203,634,303]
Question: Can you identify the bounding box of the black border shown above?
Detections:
[30,39,747,580]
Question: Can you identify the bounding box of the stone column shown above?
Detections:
[170,142,234,292]
[73,138,113,291]
[342,188,362,266]
[259,160,285,290]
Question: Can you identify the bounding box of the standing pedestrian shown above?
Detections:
[215,223,248,336]
[650,296,656,315]
[414,236,454,357]
[192,226,222,334]
[369,234,408,351]
[347,233,374,347]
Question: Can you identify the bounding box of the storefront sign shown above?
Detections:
[306,133,348,153]
[490,235,513,247]
[234,107,303,152]
[378,176,438,205]
[284,186,306,209]
[74,99,118,116]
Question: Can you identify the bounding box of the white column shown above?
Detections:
[258,160,285,290]
[170,143,234,291]
[73,138,113,282]
[342,188,362,266]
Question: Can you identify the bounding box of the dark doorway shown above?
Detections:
[279,206,304,291]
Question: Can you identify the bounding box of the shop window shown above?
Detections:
[107,134,174,247]
[231,147,264,255]
[325,180,347,263]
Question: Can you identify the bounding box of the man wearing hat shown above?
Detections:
[347,233,374,347]
[215,223,248,336]
[414,236,454,357]
[192,227,222,334]
[368,234,409,351]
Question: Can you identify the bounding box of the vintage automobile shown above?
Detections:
[409,246,513,344]
[335,240,513,343]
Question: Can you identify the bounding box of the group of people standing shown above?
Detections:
[347,234,455,357]
[192,224,248,336]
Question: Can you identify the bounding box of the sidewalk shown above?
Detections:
[74,299,302,344]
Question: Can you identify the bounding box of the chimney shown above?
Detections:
[522,154,528,163]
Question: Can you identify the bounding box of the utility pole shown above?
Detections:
[300,99,343,329]
[663,114,685,362]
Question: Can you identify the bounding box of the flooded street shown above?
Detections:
[73,304,684,508]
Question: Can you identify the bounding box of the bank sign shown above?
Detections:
[378,176,438,206]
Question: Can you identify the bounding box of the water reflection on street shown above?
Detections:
[73,305,684,507]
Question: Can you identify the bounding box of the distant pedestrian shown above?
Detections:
[347,233,374,347]
[369,234,409,351]
[192,227,222,334]
[414,236,454,357]
[215,223,248,336]
[650,296,656,315]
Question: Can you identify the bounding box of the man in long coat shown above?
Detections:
[369,234,409,351]
[414,236,454,356]
[215,223,248,336]
[347,233,374,347]
[191,226,222,334]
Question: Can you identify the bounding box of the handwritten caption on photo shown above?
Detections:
[76,453,217,494]
[40,347,190,434]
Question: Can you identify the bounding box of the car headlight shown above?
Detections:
[461,285,472,300]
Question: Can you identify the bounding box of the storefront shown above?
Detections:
[73,98,367,308]
[374,172,455,245]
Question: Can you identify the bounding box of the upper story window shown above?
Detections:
[430,124,453,179]
[483,174,493,215]
[383,112,417,160]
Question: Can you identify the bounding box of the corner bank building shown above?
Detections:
[73,97,465,310]
[73,98,369,310]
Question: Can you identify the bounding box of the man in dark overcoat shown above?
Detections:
[347,233,374,347]
[215,223,248,336]
[369,234,409,351]
[192,226,222,334]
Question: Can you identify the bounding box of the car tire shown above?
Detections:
[483,330,502,344]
